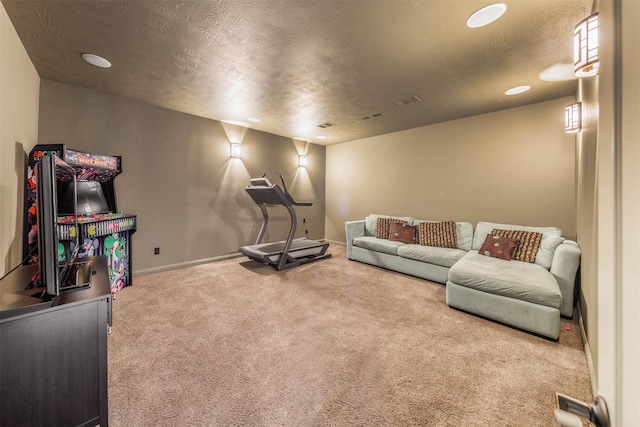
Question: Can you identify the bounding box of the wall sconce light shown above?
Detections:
[230,143,242,158]
[565,103,582,133]
[299,155,308,168]
[574,13,599,77]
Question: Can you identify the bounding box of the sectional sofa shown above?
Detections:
[345,214,581,339]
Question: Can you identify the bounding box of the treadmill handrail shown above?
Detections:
[273,171,312,206]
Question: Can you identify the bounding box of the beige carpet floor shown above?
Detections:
[108,244,593,426]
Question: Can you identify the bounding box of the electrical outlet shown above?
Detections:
[154,247,160,255]
[303,218,306,223]
[305,229,308,235]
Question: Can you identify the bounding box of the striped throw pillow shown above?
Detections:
[376,217,408,239]
[418,221,457,248]
[491,229,542,263]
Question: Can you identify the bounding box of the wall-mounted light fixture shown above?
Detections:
[565,103,582,133]
[230,143,242,158]
[574,13,599,77]
[299,155,308,168]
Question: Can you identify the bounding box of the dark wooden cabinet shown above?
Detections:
[1,256,111,427]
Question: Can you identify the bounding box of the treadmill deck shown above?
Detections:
[240,238,328,263]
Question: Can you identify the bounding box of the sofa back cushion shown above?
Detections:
[365,214,413,237]
[472,222,565,269]
[413,220,473,251]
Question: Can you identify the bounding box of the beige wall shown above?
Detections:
[617,0,640,417]
[576,74,599,377]
[37,80,326,274]
[594,0,640,422]
[326,97,577,243]
[0,4,40,274]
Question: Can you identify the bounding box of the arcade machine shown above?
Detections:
[24,144,137,294]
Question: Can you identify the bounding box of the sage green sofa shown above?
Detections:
[345,215,581,339]
[345,214,473,284]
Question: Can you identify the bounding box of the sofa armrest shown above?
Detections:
[345,220,366,259]
[550,240,581,318]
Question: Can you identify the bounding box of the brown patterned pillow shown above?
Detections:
[479,234,520,261]
[376,217,407,239]
[418,221,457,248]
[388,223,417,243]
[491,229,542,263]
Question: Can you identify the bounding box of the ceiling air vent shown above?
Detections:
[317,121,335,128]
[362,113,382,120]
[393,95,423,107]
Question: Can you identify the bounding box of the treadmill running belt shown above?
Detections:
[251,239,324,255]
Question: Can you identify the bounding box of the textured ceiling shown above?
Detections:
[3,0,592,145]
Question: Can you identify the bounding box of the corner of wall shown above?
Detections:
[1,3,40,274]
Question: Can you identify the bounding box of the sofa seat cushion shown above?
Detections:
[397,244,467,268]
[353,236,406,255]
[448,251,562,309]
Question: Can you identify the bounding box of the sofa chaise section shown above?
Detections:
[446,222,581,339]
[447,251,563,339]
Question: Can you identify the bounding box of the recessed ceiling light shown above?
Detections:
[248,117,261,123]
[466,3,507,28]
[82,53,111,68]
[505,85,531,96]
[317,136,327,140]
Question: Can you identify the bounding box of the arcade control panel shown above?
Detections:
[57,212,137,237]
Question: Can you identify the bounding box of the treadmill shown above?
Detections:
[239,171,331,270]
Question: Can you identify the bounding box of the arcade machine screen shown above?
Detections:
[58,181,110,216]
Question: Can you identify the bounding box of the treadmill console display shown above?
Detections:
[249,178,272,187]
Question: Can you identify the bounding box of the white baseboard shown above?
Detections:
[132,237,341,276]
[133,252,243,276]
[325,239,346,246]
[577,302,598,397]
